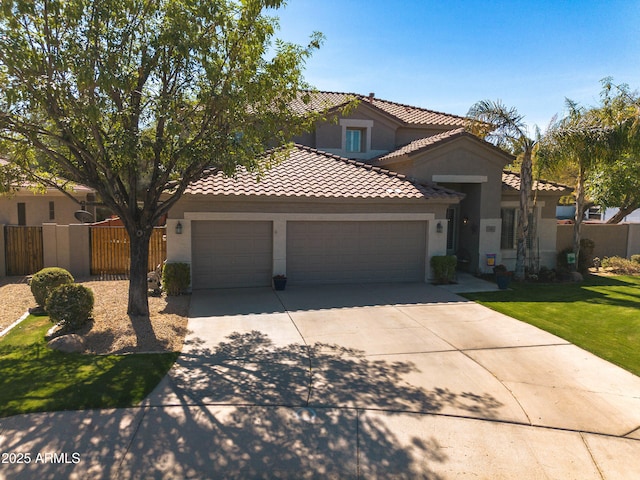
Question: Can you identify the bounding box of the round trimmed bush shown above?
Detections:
[30,267,75,307]
[162,262,190,296]
[46,283,94,330]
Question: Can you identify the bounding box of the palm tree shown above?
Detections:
[466,100,535,280]
[537,99,612,264]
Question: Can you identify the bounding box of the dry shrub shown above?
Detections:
[601,256,640,275]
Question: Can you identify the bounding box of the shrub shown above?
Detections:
[537,266,557,283]
[46,283,94,330]
[430,255,457,284]
[601,256,640,275]
[30,267,75,308]
[631,254,640,264]
[162,263,190,296]
[558,240,596,273]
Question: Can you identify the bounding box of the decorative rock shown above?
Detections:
[45,323,65,340]
[570,271,584,282]
[47,334,85,353]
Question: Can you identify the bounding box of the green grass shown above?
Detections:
[0,315,178,418]
[464,275,640,377]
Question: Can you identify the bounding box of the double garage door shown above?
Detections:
[191,220,426,289]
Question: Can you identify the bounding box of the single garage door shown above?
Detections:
[287,221,426,284]
[192,221,272,289]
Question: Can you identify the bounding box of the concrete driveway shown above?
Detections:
[2,283,640,479]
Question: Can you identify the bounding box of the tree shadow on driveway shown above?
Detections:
[122,330,506,478]
[157,331,505,418]
[1,330,505,479]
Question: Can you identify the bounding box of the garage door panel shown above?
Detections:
[192,221,272,289]
[287,221,426,285]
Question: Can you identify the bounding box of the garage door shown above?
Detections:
[287,221,426,284]
[191,221,272,289]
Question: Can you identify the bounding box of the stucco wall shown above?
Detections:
[0,191,93,226]
[314,105,398,159]
[396,127,454,146]
[41,223,91,277]
[169,196,450,219]
[557,223,631,260]
[391,140,507,219]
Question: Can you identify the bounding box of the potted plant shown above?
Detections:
[493,264,512,290]
[272,274,287,291]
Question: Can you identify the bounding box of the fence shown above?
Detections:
[90,226,166,275]
[557,223,640,261]
[4,226,44,276]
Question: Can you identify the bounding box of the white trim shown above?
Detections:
[432,175,487,183]
[501,201,546,208]
[176,213,437,286]
[339,119,373,154]
[185,212,435,222]
[0,311,30,338]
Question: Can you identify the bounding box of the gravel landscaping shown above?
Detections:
[0,276,189,355]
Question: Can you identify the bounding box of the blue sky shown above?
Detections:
[275,0,640,131]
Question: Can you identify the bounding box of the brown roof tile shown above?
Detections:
[184,144,463,201]
[291,91,467,127]
[502,171,571,193]
[376,128,468,161]
[374,128,515,165]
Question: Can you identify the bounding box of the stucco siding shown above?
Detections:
[0,192,91,225]
[170,196,449,219]
[396,127,453,146]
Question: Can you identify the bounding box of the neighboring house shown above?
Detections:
[0,159,96,226]
[167,92,569,289]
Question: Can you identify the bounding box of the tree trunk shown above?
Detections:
[515,149,533,280]
[606,205,639,224]
[573,168,587,268]
[127,228,152,317]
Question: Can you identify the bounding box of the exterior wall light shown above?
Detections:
[175,221,183,235]
[436,222,443,233]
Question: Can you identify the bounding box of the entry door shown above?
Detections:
[446,206,458,255]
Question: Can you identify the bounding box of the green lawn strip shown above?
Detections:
[0,315,178,418]
[463,275,640,378]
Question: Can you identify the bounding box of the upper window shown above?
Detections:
[340,119,373,157]
[49,201,55,220]
[345,128,365,153]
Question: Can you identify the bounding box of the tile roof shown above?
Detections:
[291,91,467,127]
[373,128,516,166]
[502,171,571,193]
[184,144,463,201]
[375,128,469,161]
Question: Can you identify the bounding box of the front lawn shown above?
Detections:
[464,275,640,377]
[0,315,177,418]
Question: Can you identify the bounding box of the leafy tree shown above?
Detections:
[466,100,535,280]
[0,0,323,318]
[587,80,640,224]
[588,154,640,223]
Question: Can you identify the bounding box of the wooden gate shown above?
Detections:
[4,226,44,276]
[90,226,166,275]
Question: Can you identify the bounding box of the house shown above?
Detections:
[166,92,569,289]
[0,159,96,226]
